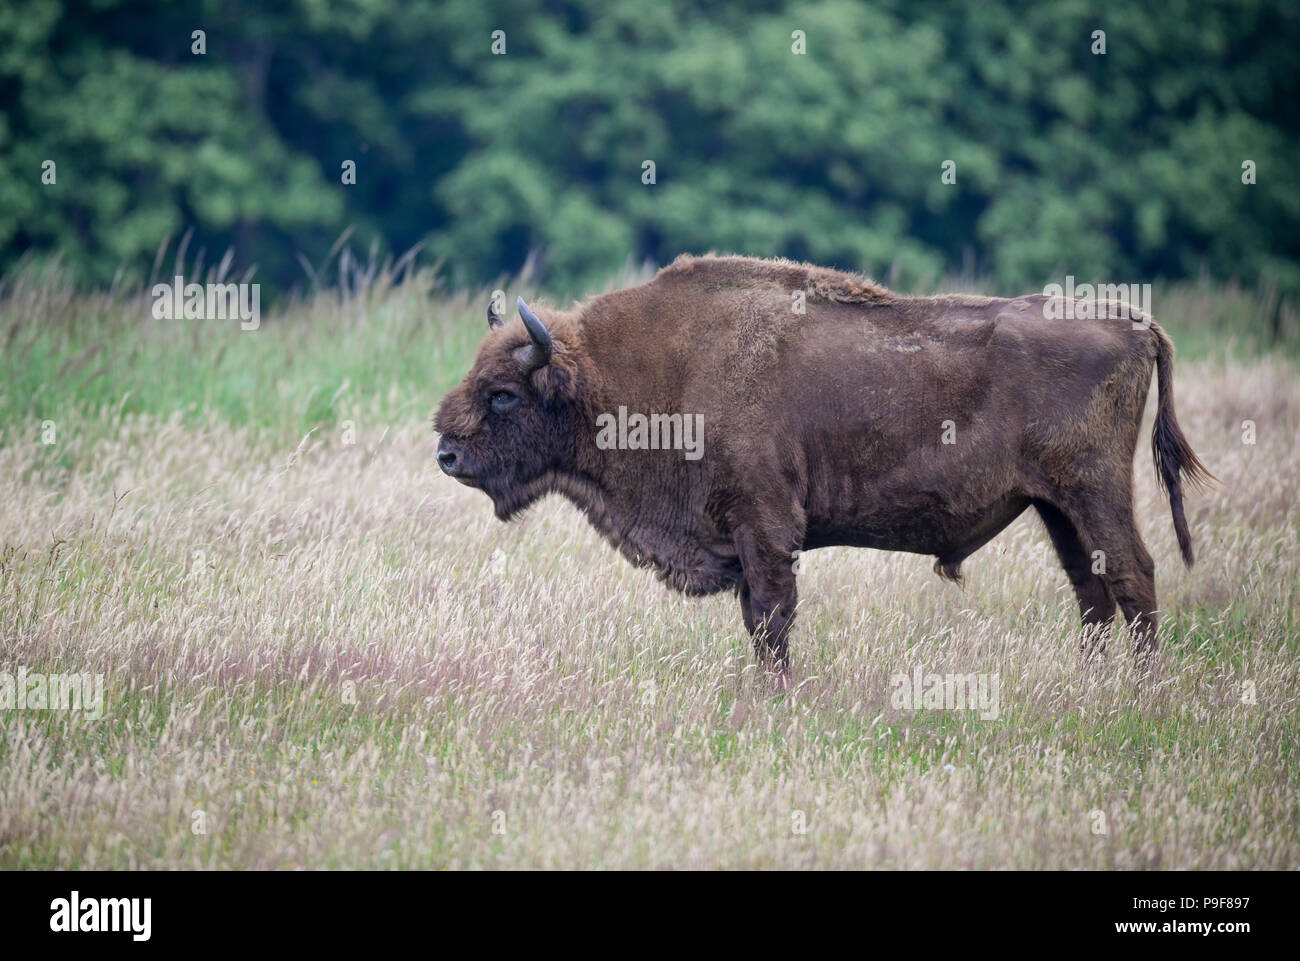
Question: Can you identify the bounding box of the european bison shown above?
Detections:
[435,255,1212,675]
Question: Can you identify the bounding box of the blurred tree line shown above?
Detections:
[1,0,1297,297]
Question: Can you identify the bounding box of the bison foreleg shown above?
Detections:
[735,528,799,677]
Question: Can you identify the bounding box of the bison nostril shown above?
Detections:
[437,450,458,474]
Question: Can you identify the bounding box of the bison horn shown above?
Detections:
[516,296,552,369]
[487,296,504,329]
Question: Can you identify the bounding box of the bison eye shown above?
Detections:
[490,390,521,415]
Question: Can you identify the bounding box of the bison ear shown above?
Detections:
[515,296,553,370]
[487,296,505,329]
[531,349,577,407]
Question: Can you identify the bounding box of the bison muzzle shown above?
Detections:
[435,255,1213,677]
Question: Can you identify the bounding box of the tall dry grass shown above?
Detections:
[0,272,1297,868]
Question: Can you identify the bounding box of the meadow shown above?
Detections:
[1,258,1297,869]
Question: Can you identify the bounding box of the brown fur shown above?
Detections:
[435,254,1213,674]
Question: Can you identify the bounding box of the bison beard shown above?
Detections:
[435,255,1214,678]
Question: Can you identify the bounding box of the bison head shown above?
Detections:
[434,296,583,520]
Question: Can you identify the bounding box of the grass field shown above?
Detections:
[1,260,1297,869]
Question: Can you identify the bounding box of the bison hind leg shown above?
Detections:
[1034,499,1117,660]
[933,556,965,585]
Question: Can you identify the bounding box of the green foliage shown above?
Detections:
[0,0,1297,296]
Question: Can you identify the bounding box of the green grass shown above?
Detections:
[1,263,486,453]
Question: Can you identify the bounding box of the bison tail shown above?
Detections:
[1150,321,1216,567]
